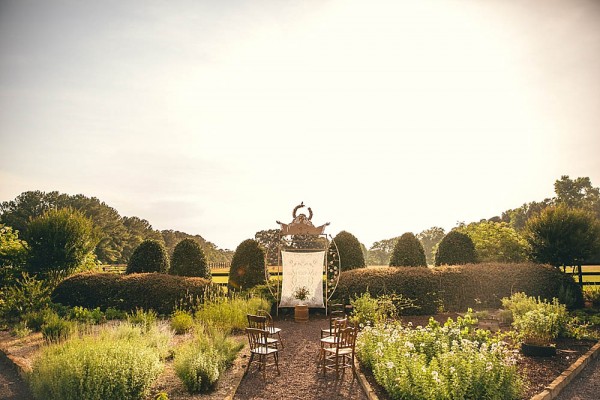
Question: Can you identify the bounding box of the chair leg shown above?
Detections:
[278,332,284,349]
[274,352,280,375]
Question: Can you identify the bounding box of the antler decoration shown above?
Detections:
[307,207,313,220]
[292,202,305,218]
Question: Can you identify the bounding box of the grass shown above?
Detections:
[566,265,600,283]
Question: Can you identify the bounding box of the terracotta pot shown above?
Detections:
[294,304,309,322]
[521,342,556,357]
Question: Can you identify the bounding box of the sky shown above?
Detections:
[1,0,599,251]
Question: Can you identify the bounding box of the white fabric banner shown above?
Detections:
[280,251,325,308]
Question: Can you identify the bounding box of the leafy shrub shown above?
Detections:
[105,307,127,320]
[25,207,99,277]
[0,224,29,288]
[170,238,210,279]
[68,306,104,324]
[0,273,52,322]
[356,318,521,399]
[389,232,427,267]
[227,239,266,292]
[583,286,600,307]
[435,230,478,266]
[127,308,158,332]
[11,321,32,338]
[174,326,243,393]
[52,272,212,315]
[171,310,194,334]
[126,239,170,274]
[41,314,76,343]
[330,231,365,271]
[455,221,528,263]
[23,308,59,331]
[334,263,583,315]
[30,323,164,400]
[195,294,270,333]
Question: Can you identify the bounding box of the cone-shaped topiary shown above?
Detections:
[435,230,478,266]
[389,232,427,267]
[330,231,365,271]
[126,239,170,274]
[170,238,210,279]
[227,239,266,292]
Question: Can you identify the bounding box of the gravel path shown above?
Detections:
[554,355,600,400]
[234,313,367,400]
[0,356,32,400]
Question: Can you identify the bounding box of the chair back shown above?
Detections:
[336,326,357,351]
[246,327,269,351]
[331,317,348,337]
[257,310,274,327]
[247,314,268,330]
[329,303,345,313]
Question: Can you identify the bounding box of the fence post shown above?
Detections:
[578,264,583,286]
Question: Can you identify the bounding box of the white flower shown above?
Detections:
[386,361,395,369]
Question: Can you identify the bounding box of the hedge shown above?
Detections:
[52,272,212,315]
[333,263,583,315]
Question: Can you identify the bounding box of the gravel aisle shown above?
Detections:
[554,355,600,400]
[234,313,367,400]
[0,356,32,400]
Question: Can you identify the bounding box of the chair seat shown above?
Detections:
[266,326,281,334]
[251,345,279,356]
[323,347,353,356]
[320,336,337,346]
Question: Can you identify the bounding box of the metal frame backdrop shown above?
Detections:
[265,203,341,315]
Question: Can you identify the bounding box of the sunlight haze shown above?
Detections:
[1,0,599,250]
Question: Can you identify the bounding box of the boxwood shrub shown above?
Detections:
[333,263,583,315]
[52,272,212,315]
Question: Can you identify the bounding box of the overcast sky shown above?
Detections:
[1,0,599,250]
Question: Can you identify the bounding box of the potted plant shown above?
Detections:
[513,308,562,357]
[293,286,310,322]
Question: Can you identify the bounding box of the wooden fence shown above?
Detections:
[565,265,600,286]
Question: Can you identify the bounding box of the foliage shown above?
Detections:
[127,308,158,332]
[367,236,399,266]
[554,175,600,218]
[29,323,165,400]
[52,272,212,315]
[170,238,210,279]
[0,224,29,287]
[195,293,270,334]
[455,221,528,263]
[171,310,194,334]
[583,286,600,307]
[389,232,427,267]
[161,229,233,265]
[11,321,32,338]
[68,306,104,325]
[121,216,163,263]
[334,263,583,315]
[434,230,478,266]
[23,308,60,331]
[174,326,243,393]
[416,226,446,266]
[330,231,365,271]
[349,292,413,327]
[227,239,266,292]
[525,204,600,268]
[501,199,552,232]
[254,229,283,265]
[25,207,99,277]
[0,272,52,322]
[41,314,76,343]
[126,239,170,274]
[293,286,310,301]
[356,318,522,400]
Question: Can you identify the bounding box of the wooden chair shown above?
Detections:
[321,310,346,338]
[245,328,280,379]
[321,326,357,380]
[257,309,284,349]
[247,314,280,349]
[318,317,348,370]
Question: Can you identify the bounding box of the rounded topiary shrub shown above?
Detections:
[330,231,365,271]
[170,238,210,279]
[389,232,427,267]
[52,272,213,315]
[227,239,266,292]
[435,230,477,266]
[126,239,170,274]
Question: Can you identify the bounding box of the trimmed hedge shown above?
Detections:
[227,239,266,292]
[389,232,427,267]
[52,272,212,315]
[170,238,210,279]
[333,263,583,315]
[435,231,477,266]
[126,239,170,274]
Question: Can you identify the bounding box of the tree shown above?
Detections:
[170,238,210,279]
[367,237,399,266]
[416,227,446,265]
[501,200,552,232]
[434,231,478,266]
[554,175,600,218]
[389,232,427,267]
[254,229,283,266]
[24,208,99,277]
[525,205,600,269]
[330,231,365,271]
[227,239,266,292]
[121,216,163,263]
[0,225,29,287]
[126,239,170,274]
[455,221,528,263]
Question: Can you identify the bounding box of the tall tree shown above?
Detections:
[554,175,600,218]
[330,231,365,271]
[367,237,399,266]
[456,221,528,263]
[416,227,446,265]
[121,216,162,263]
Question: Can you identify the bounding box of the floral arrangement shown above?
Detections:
[293,286,310,302]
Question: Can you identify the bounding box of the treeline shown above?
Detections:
[367,175,600,266]
[0,191,233,264]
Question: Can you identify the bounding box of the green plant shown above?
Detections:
[0,224,29,288]
[105,307,127,320]
[350,292,394,327]
[174,326,243,393]
[68,306,104,324]
[11,321,32,338]
[434,230,478,266]
[583,285,600,307]
[25,207,99,277]
[127,308,158,332]
[227,239,266,292]
[389,232,427,267]
[0,272,52,322]
[293,286,310,302]
[356,317,521,399]
[126,239,170,274]
[170,238,210,279]
[22,308,59,331]
[195,293,270,333]
[171,310,194,334]
[455,221,528,263]
[30,323,164,400]
[329,231,365,271]
[155,393,170,400]
[41,314,76,343]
